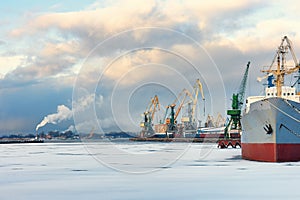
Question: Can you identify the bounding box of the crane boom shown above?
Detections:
[168,89,191,121]
[285,36,299,66]
[174,96,187,120]
[194,79,205,100]
[166,79,205,124]
[237,61,250,109]
[225,61,251,138]
[150,95,160,121]
[193,79,205,118]
[261,36,300,97]
[140,95,160,136]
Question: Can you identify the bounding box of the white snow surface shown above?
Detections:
[1,141,300,200]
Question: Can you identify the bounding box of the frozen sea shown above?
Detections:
[1,140,300,200]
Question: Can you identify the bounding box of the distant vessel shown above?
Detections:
[0,139,44,144]
[241,36,300,162]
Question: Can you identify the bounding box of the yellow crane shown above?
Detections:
[164,89,192,132]
[180,79,205,124]
[192,79,205,121]
[164,79,205,133]
[261,36,300,97]
[173,88,194,120]
[146,95,160,122]
[165,79,205,123]
[140,95,160,136]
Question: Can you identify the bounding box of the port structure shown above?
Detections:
[162,79,205,135]
[259,36,300,95]
[223,62,250,141]
[139,79,205,138]
[140,95,160,137]
[205,113,226,128]
[164,88,193,133]
[181,79,205,133]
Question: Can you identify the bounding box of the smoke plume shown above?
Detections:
[36,105,72,131]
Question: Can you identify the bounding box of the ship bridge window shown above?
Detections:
[287,93,290,96]
[292,93,294,95]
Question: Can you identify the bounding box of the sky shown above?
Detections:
[1,0,300,135]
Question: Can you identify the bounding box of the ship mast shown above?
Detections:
[261,36,300,97]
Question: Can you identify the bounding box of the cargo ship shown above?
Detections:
[241,36,300,162]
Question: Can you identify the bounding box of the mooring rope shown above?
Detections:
[283,99,300,114]
[265,98,300,137]
[266,98,300,123]
[279,123,300,138]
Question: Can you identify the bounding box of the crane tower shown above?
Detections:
[224,61,250,138]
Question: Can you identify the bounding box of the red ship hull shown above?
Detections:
[242,143,300,162]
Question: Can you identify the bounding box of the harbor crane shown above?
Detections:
[224,61,250,138]
[218,62,250,148]
[164,79,205,133]
[140,95,160,137]
[164,88,193,132]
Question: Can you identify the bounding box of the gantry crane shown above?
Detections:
[140,95,160,137]
[224,61,250,138]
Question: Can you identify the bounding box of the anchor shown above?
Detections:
[263,124,273,134]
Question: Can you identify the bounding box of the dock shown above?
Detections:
[0,139,44,144]
[130,137,221,143]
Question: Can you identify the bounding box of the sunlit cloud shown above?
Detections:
[1,0,300,134]
[0,55,25,77]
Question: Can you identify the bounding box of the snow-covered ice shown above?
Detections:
[1,141,300,200]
